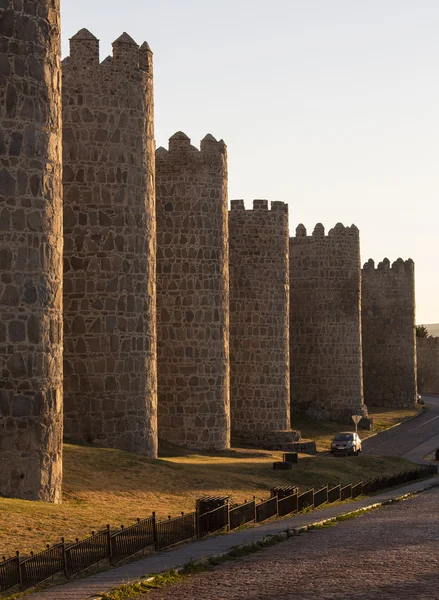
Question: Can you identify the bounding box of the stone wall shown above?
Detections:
[362,258,417,408]
[156,133,230,450]
[417,337,439,394]
[62,30,157,455]
[0,0,63,501]
[289,223,367,422]
[229,200,291,438]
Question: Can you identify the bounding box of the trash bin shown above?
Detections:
[435,448,439,462]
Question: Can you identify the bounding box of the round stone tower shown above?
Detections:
[62,31,157,456]
[156,133,230,450]
[229,200,293,447]
[0,0,63,501]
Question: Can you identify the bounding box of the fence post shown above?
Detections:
[152,512,158,550]
[227,504,231,532]
[16,551,22,592]
[61,537,69,580]
[253,496,257,523]
[106,524,113,566]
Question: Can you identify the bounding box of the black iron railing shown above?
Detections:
[197,504,229,538]
[255,497,278,523]
[328,484,341,504]
[111,516,155,563]
[340,484,352,501]
[229,501,256,531]
[313,486,328,508]
[155,512,196,550]
[278,493,298,517]
[298,488,314,512]
[0,464,436,595]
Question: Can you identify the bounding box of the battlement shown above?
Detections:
[66,29,153,72]
[291,222,359,240]
[229,199,288,214]
[362,257,414,275]
[156,132,227,163]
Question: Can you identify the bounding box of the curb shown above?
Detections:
[95,478,439,600]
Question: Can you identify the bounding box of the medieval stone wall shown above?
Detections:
[0,0,63,501]
[156,133,230,450]
[289,223,367,422]
[229,200,291,436]
[362,258,417,408]
[62,30,157,456]
[416,337,439,394]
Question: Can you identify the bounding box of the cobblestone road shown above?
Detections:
[146,487,439,600]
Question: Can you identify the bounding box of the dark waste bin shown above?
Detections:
[283,452,298,464]
[273,461,293,471]
[435,448,439,461]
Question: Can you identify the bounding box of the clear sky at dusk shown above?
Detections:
[61,0,439,323]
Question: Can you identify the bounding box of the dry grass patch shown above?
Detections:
[0,441,413,559]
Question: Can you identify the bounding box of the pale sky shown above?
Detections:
[61,0,439,324]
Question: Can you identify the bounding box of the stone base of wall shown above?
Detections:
[367,398,417,409]
[231,429,305,451]
[300,403,370,425]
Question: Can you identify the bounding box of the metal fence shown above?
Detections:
[313,486,328,508]
[255,497,278,523]
[229,501,256,531]
[278,493,298,517]
[156,513,196,550]
[328,484,341,504]
[298,488,314,512]
[0,464,436,595]
[0,554,20,593]
[352,481,363,498]
[340,484,352,501]
[111,516,155,562]
[197,505,229,538]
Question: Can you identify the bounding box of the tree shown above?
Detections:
[416,325,429,339]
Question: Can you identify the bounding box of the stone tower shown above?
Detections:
[289,223,367,422]
[62,31,157,456]
[0,0,63,501]
[156,133,230,450]
[417,336,439,394]
[362,258,417,408]
[229,200,296,448]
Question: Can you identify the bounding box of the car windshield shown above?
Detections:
[334,434,353,441]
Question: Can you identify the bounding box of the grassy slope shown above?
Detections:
[0,441,414,558]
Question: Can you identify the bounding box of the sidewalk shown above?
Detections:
[27,475,439,600]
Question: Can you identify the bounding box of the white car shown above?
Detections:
[330,432,362,456]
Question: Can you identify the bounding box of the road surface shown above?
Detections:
[363,394,439,462]
[145,486,439,600]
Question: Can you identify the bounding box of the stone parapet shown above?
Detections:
[229,200,291,434]
[0,0,63,501]
[156,133,230,450]
[361,258,417,408]
[62,30,157,455]
[289,223,366,421]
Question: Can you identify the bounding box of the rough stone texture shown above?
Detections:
[62,31,157,455]
[362,258,417,408]
[289,223,367,422]
[0,0,63,501]
[156,133,230,450]
[229,200,293,444]
[417,336,439,394]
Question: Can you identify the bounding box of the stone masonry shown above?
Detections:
[156,133,230,450]
[0,0,63,501]
[416,336,439,394]
[362,258,417,408]
[62,31,157,455]
[289,223,367,422]
[229,200,297,448]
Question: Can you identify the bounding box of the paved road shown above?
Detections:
[146,486,439,600]
[363,395,439,462]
